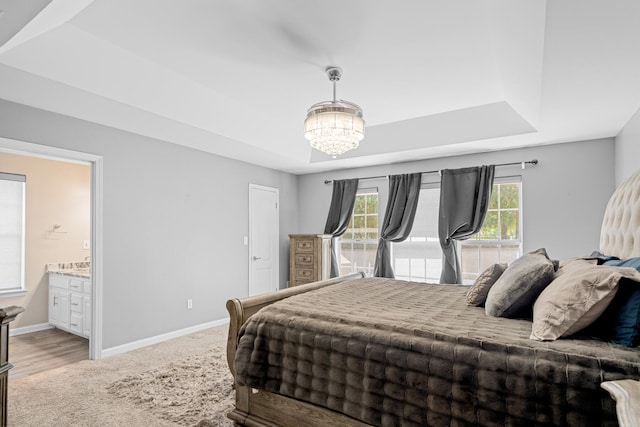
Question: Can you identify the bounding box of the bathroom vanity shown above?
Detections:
[47,263,91,339]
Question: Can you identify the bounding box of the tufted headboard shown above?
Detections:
[600,169,640,259]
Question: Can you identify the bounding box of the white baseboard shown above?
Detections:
[10,323,54,337]
[100,317,229,359]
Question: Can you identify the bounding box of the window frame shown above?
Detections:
[0,172,27,297]
[339,187,379,277]
[459,176,523,283]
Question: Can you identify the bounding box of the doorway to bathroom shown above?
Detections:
[0,137,103,376]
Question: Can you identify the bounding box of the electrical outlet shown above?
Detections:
[187,299,193,309]
[83,239,90,249]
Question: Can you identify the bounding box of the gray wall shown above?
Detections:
[298,139,615,262]
[615,106,640,185]
[0,99,298,349]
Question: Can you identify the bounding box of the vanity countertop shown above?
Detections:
[46,262,91,278]
[49,269,90,278]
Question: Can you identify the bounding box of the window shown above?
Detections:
[391,178,523,284]
[340,191,378,276]
[392,184,442,282]
[0,173,26,294]
[460,179,522,284]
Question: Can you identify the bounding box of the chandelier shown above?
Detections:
[304,67,365,157]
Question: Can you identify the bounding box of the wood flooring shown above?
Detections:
[8,328,89,381]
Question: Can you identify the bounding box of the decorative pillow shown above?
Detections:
[588,250,621,264]
[604,257,640,270]
[485,248,555,318]
[530,259,640,341]
[585,280,640,346]
[466,263,507,306]
[584,258,640,347]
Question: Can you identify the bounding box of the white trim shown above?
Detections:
[0,290,28,298]
[90,157,104,360]
[10,322,54,336]
[101,318,229,358]
[357,186,378,194]
[0,137,103,360]
[0,137,101,163]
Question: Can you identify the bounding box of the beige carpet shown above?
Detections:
[8,324,234,427]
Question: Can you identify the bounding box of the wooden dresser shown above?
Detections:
[289,234,332,287]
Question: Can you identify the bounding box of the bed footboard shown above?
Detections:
[225,272,364,377]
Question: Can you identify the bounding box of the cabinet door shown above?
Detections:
[83,296,91,338]
[50,289,70,329]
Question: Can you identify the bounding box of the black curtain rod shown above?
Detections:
[323,159,539,185]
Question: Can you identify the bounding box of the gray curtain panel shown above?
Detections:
[373,173,422,278]
[438,165,495,284]
[324,178,359,277]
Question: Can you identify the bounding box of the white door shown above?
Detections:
[249,184,279,296]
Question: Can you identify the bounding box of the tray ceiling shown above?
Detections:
[0,0,639,173]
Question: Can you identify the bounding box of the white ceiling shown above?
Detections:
[0,0,639,174]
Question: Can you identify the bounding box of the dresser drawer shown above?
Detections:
[69,278,83,292]
[69,312,83,334]
[70,294,83,314]
[295,239,314,252]
[295,254,314,265]
[295,268,314,280]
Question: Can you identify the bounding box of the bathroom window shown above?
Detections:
[0,173,26,295]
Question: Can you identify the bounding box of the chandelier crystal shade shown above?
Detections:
[304,67,365,157]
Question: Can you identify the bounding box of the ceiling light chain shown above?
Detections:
[304,66,365,158]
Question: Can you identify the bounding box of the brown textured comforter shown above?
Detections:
[234,278,640,426]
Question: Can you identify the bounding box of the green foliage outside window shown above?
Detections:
[475,183,519,241]
[347,193,378,242]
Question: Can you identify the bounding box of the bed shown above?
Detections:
[225,170,640,427]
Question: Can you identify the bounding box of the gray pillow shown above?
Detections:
[466,263,507,306]
[485,248,556,318]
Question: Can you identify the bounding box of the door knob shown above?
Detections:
[252,256,261,261]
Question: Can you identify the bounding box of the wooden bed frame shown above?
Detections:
[226,169,640,427]
[226,272,369,426]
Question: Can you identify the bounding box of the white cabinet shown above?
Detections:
[49,287,70,329]
[48,273,91,339]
